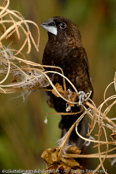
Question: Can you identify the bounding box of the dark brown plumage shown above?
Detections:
[41,16,93,149]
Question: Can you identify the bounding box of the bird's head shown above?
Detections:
[41,16,82,46]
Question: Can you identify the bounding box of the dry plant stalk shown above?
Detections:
[0,0,116,173]
[0,0,40,55]
[41,75,116,174]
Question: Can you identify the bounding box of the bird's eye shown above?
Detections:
[59,22,67,29]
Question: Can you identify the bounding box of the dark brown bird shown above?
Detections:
[41,16,93,150]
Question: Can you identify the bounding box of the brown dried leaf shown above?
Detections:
[52,83,64,97]
[41,146,82,172]
[11,76,18,83]
[66,146,81,154]
[60,146,81,168]
[111,131,116,141]
[61,157,81,168]
[42,147,99,174]
[52,83,77,107]
[41,148,59,165]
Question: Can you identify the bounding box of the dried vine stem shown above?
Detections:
[0,0,40,55]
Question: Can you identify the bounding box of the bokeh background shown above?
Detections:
[0,0,116,173]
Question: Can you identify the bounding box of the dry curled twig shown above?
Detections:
[0,0,40,55]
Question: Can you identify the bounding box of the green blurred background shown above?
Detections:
[0,0,116,173]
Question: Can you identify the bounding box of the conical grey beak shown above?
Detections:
[41,18,57,36]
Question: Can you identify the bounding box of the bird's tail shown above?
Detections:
[59,113,89,152]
